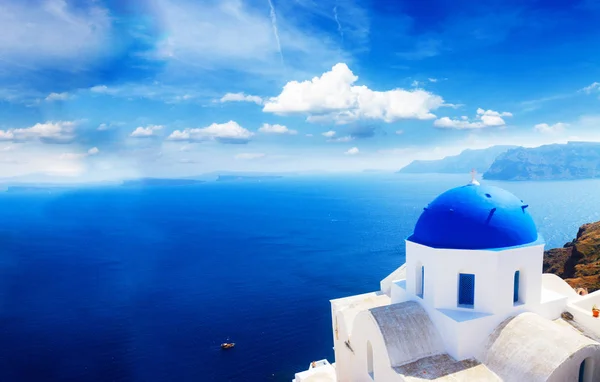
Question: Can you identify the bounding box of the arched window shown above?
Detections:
[367,340,374,379]
[415,263,424,298]
[579,357,595,382]
[513,270,520,304]
[458,273,475,308]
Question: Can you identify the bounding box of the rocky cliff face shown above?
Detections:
[397,145,516,174]
[484,141,600,181]
[543,221,600,292]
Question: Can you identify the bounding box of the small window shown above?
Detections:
[513,270,520,304]
[367,341,374,379]
[421,266,425,298]
[458,273,475,308]
[415,265,424,298]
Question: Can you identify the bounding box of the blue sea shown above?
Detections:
[0,174,599,382]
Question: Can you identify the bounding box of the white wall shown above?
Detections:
[404,241,545,315]
[380,264,406,296]
[548,350,600,382]
[349,310,406,382]
[313,231,600,381]
[393,241,551,360]
[330,293,391,382]
[568,291,600,338]
[541,273,579,300]
[332,308,354,382]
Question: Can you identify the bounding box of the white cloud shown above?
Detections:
[292,0,369,49]
[322,130,336,138]
[59,153,85,161]
[258,123,297,135]
[171,94,194,103]
[235,153,266,160]
[428,78,438,83]
[17,121,76,140]
[434,108,512,129]
[168,121,253,144]
[90,85,117,95]
[0,1,111,71]
[263,63,445,124]
[266,0,284,64]
[345,147,359,155]
[434,117,476,129]
[152,0,347,78]
[395,130,404,135]
[520,93,574,112]
[411,80,421,87]
[476,108,512,126]
[328,136,353,143]
[220,92,263,105]
[60,147,100,161]
[178,144,196,152]
[534,122,568,134]
[0,121,77,142]
[167,130,191,141]
[98,122,125,131]
[88,83,213,103]
[305,134,314,137]
[433,117,482,129]
[333,5,343,40]
[45,92,69,101]
[130,125,164,138]
[581,82,600,94]
[0,131,15,141]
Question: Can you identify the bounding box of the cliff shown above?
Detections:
[543,221,600,292]
[398,146,516,174]
[484,141,600,181]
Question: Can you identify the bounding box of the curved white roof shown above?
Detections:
[478,312,600,381]
[370,301,445,367]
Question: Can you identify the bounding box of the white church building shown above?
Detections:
[294,179,600,382]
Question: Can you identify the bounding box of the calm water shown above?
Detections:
[0,174,599,381]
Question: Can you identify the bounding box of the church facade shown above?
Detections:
[294,180,600,382]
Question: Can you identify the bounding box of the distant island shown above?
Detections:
[397,142,600,181]
[121,178,205,187]
[4,186,81,193]
[0,173,289,189]
[397,145,517,174]
[484,141,600,181]
[544,220,600,292]
[216,175,283,182]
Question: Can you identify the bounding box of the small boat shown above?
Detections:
[221,342,235,350]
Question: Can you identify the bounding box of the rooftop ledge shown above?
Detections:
[394,279,407,290]
[405,235,545,252]
[437,308,494,322]
[541,287,568,304]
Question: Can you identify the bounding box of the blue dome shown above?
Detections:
[409,183,538,250]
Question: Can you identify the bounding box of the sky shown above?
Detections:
[2,0,600,181]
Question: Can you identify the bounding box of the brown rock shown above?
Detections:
[543,221,600,292]
[561,311,574,321]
